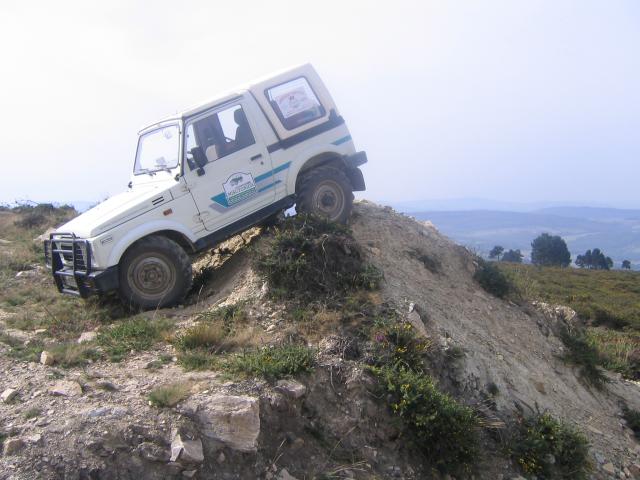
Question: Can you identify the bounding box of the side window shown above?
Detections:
[184,104,255,169]
[266,77,326,130]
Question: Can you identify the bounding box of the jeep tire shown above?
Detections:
[118,235,192,309]
[297,166,354,223]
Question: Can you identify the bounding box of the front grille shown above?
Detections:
[47,233,93,298]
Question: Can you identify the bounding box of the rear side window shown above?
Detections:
[266,77,326,130]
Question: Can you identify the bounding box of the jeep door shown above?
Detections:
[183,100,274,232]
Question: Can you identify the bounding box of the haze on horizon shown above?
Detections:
[1,1,638,209]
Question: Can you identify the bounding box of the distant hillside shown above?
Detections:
[409,207,640,268]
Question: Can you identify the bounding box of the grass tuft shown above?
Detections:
[0,334,44,362]
[48,342,101,367]
[23,407,41,419]
[225,344,315,380]
[148,382,191,408]
[97,316,174,362]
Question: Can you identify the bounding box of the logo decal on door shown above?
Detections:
[223,172,257,206]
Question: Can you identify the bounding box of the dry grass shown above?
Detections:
[148,382,192,407]
[48,342,101,367]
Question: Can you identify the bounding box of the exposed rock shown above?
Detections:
[3,438,25,455]
[135,441,169,462]
[49,380,82,397]
[1,388,18,403]
[169,434,204,464]
[189,394,260,452]
[77,331,97,343]
[275,379,306,399]
[278,469,299,480]
[15,269,37,278]
[603,463,616,474]
[24,433,42,445]
[40,350,54,366]
[407,309,428,337]
[182,471,197,479]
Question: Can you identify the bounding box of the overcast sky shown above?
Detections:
[1,1,638,208]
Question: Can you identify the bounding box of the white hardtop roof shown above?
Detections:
[139,63,314,135]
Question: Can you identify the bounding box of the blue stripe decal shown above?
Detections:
[211,192,229,207]
[258,180,281,193]
[255,161,291,182]
[332,135,351,146]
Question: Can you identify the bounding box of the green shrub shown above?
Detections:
[407,248,441,274]
[255,214,382,299]
[622,406,640,440]
[97,316,173,361]
[225,344,314,380]
[510,412,591,479]
[373,365,479,475]
[474,259,511,298]
[559,327,608,389]
[148,382,191,407]
[370,318,430,369]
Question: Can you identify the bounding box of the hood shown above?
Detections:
[57,182,175,238]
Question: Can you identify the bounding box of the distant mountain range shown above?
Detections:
[407,206,640,269]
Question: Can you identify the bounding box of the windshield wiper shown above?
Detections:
[137,168,157,176]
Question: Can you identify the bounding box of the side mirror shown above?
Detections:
[191,147,207,176]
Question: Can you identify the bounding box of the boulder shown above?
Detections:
[77,331,97,344]
[191,394,260,452]
[278,469,299,480]
[170,434,204,464]
[275,379,307,399]
[1,388,18,403]
[40,351,54,366]
[3,438,25,455]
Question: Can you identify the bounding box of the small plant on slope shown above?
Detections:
[148,382,191,408]
[474,258,511,298]
[510,412,592,479]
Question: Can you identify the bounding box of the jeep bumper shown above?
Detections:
[345,151,367,191]
[44,233,118,298]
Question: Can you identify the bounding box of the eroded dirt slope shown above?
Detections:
[0,201,638,480]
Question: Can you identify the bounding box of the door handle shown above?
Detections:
[250,154,262,161]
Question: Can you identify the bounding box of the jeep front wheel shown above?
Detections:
[118,235,192,309]
[297,166,354,223]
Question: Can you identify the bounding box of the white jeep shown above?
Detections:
[44,64,367,309]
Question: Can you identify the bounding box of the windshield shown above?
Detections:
[134,125,180,175]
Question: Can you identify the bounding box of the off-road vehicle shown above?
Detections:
[44,64,367,308]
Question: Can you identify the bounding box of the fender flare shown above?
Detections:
[284,144,346,194]
[107,220,197,267]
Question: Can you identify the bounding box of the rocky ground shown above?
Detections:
[1,201,639,479]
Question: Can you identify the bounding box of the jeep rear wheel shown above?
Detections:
[118,235,192,309]
[297,166,354,223]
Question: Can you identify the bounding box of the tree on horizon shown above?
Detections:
[501,249,524,263]
[531,233,571,267]
[489,245,504,260]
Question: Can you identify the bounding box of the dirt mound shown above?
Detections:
[1,201,639,480]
